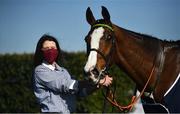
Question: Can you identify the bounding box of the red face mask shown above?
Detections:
[42,48,58,64]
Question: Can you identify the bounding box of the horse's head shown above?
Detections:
[84,6,115,84]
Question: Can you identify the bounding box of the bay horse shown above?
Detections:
[84,6,180,113]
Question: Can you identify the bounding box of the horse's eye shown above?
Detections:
[107,35,111,39]
[105,34,112,40]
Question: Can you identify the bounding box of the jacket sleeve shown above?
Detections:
[34,66,78,93]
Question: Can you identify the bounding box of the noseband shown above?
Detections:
[88,23,115,84]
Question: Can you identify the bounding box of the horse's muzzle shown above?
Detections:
[84,68,101,84]
[84,67,108,84]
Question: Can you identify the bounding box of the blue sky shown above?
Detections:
[0,0,179,54]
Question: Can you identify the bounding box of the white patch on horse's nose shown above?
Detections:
[84,51,97,72]
[84,27,104,72]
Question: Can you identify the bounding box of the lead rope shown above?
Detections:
[104,66,156,112]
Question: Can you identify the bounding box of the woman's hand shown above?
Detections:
[99,75,113,87]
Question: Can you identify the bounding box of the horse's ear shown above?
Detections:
[86,7,95,25]
[101,6,111,22]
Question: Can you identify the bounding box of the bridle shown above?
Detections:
[87,23,115,84]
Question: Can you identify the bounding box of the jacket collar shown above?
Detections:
[42,62,55,70]
[42,61,62,71]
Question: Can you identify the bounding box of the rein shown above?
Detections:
[104,43,165,112]
[105,66,156,112]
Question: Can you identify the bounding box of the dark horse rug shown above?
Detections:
[163,73,180,113]
[142,73,180,113]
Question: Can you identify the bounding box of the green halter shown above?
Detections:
[93,24,114,31]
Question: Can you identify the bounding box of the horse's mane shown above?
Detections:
[121,27,160,41]
[119,26,180,48]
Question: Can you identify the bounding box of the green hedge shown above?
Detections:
[0,52,135,113]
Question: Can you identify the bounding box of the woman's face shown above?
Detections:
[42,40,57,50]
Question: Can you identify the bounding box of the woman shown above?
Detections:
[33,34,112,113]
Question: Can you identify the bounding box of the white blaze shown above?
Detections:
[84,27,104,72]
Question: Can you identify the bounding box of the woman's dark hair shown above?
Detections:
[33,34,61,67]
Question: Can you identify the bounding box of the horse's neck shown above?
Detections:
[113,25,160,91]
